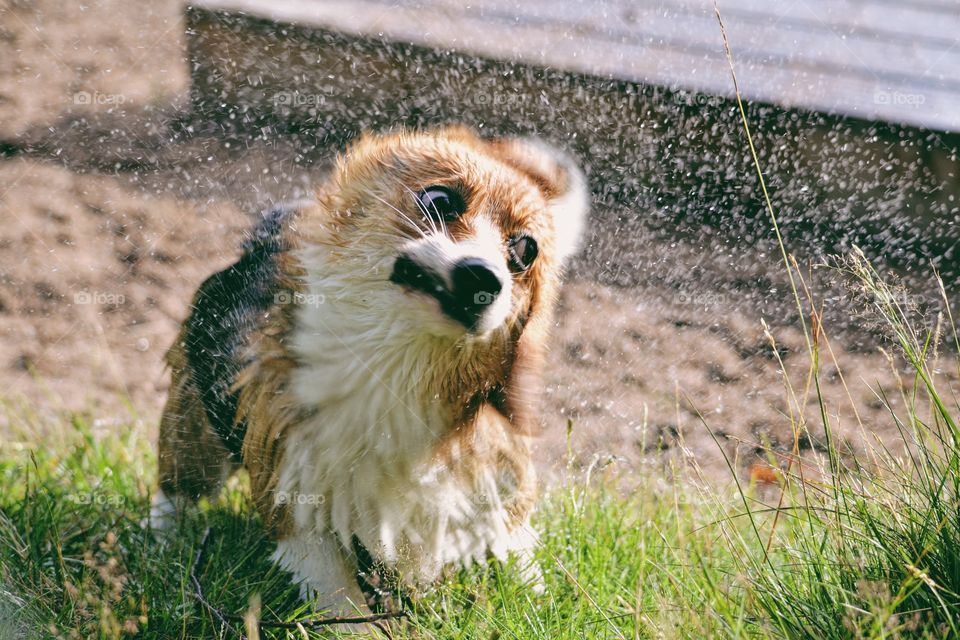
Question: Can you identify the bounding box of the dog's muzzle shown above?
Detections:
[390,255,503,331]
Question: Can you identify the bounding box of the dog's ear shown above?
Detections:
[481,139,589,435]
[484,137,590,266]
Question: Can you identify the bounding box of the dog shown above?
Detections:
[152,126,588,616]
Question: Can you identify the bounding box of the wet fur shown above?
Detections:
[154,127,588,614]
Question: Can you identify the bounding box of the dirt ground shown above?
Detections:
[0,158,244,420]
[1,0,951,485]
[0,0,187,143]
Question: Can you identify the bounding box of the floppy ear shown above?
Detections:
[485,137,590,266]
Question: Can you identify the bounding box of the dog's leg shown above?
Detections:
[506,519,545,594]
[513,545,546,595]
[272,529,374,630]
[151,359,236,531]
[148,487,191,530]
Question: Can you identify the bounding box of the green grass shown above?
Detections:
[3,252,960,639]
[0,410,760,639]
[723,252,960,639]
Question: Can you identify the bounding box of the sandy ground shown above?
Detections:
[542,280,931,480]
[0,159,244,419]
[0,0,186,143]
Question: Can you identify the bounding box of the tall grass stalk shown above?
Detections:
[745,252,960,637]
[711,4,960,636]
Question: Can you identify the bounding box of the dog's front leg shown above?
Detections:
[272,529,374,627]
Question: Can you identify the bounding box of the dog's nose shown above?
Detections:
[451,258,502,312]
[390,253,504,330]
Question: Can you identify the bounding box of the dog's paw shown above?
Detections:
[143,489,188,534]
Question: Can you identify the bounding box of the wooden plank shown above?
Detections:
[191,0,731,84]
[394,0,960,86]
[418,0,960,47]
[856,0,960,12]
[665,0,960,46]
[190,0,960,131]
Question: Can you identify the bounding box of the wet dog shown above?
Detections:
[152,126,588,615]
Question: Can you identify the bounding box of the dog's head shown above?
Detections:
[306,127,588,344]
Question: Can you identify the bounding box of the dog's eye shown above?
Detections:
[508,234,538,272]
[415,186,466,224]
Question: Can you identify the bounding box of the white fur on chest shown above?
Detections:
[275,248,535,587]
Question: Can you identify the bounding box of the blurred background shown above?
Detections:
[1,0,958,480]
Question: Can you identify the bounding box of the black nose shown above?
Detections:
[449,258,502,329]
[390,254,503,331]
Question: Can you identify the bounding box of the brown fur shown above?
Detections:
[157,126,582,564]
[156,328,236,501]
[236,251,308,537]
